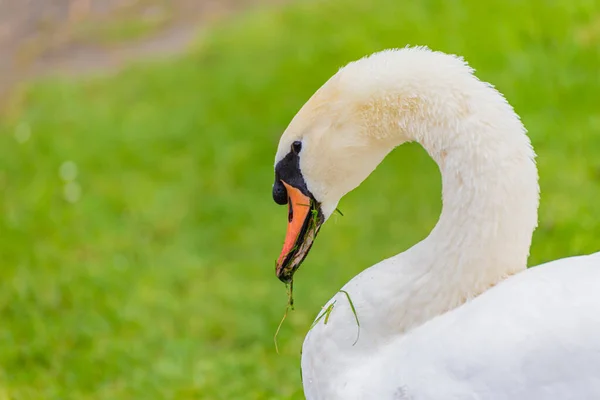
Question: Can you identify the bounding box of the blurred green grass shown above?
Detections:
[1,0,599,398]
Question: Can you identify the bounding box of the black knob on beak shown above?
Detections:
[273,180,288,205]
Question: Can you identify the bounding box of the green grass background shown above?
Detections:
[1,0,599,398]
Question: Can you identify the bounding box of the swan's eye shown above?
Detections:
[291,141,302,154]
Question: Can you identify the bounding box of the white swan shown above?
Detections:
[271,47,600,399]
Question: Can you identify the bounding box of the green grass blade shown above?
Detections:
[339,289,361,345]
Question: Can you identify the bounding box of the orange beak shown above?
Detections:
[275,181,323,283]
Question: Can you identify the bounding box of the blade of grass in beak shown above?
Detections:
[274,280,294,354]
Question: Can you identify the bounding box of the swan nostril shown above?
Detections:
[273,181,288,205]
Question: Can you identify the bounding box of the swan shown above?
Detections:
[271,46,600,399]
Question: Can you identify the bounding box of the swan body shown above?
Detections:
[271,47,600,399]
[303,254,600,399]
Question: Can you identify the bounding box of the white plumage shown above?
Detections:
[273,47,600,399]
[303,254,600,399]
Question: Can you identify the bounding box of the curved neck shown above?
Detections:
[350,77,540,339]
[417,122,539,297]
[381,81,539,312]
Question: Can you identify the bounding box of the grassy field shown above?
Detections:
[1,0,599,398]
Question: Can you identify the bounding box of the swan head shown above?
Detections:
[272,51,411,282]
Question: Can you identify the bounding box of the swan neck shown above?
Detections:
[403,102,540,288]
